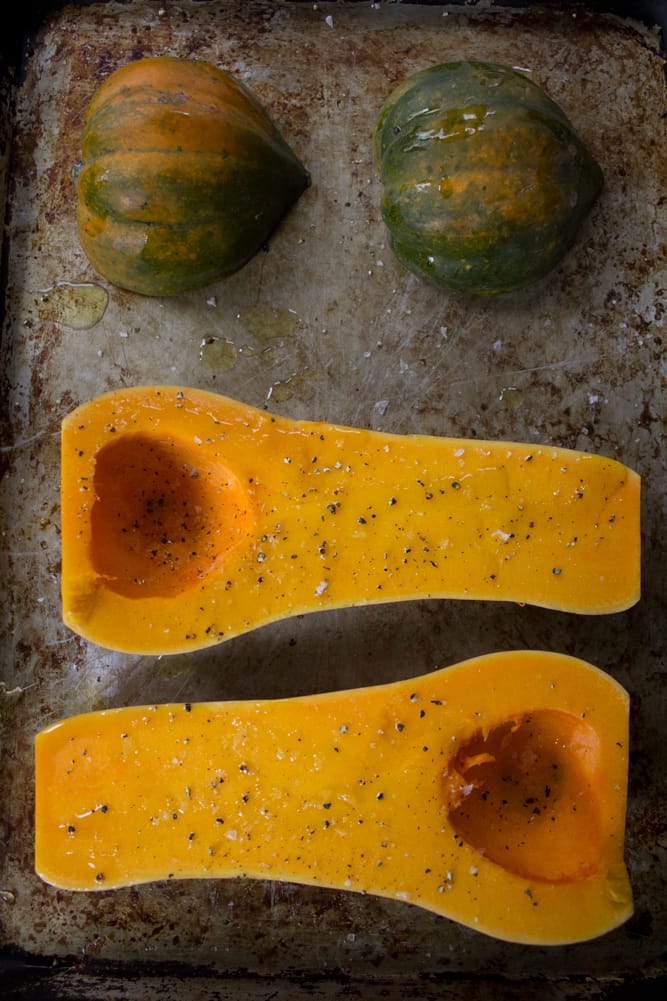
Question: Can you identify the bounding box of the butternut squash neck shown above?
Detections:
[60,386,640,655]
[34,650,632,945]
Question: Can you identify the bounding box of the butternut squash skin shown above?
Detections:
[76,56,309,295]
[375,61,603,295]
[60,386,640,655]
[34,650,632,945]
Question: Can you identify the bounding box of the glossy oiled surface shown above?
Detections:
[35,652,631,945]
[60,386,639,654]
[0,0,665,991]
[374,61,603,294]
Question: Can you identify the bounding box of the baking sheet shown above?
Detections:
[1,0,665,995]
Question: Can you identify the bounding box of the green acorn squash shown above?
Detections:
[374,61,603,296]
[76,56,310,296]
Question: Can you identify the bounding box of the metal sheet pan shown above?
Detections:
[1,1,665,997]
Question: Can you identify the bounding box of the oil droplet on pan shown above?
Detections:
[199,336,237,372]
[32,282,108,330]
[267,371,311,404]
[237,305,303,343]
[499,386,523,410]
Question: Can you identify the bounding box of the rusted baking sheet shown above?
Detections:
[1,1,665,998]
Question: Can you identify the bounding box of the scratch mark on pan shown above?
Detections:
[444,355,594,389]
[0,429,61,452]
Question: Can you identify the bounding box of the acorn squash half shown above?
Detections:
[77,56,310,295]
[375,61,603,295]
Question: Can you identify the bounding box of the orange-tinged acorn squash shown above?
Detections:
[374,61,603,295]
[34,650,632,945]
[76,56,310,295]
[60,386,640,655]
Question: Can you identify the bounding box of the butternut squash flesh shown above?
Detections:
[34,650,632,944]
[60,386,640,655]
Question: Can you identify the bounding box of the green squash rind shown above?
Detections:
[375,61,604,296]
[77,57,310,297]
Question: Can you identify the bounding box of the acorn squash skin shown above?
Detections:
[375,61,604,296]
[76,56,310,296]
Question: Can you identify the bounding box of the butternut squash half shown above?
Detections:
[60,387,639,655]
[34,650,632,945]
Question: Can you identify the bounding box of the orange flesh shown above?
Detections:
[444,710,603,883]
[34,651,632,945]
[60,386,640,655]
[89,433,252,598]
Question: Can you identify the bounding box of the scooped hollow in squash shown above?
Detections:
[60,386,640,655]
[34,650,632,945]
